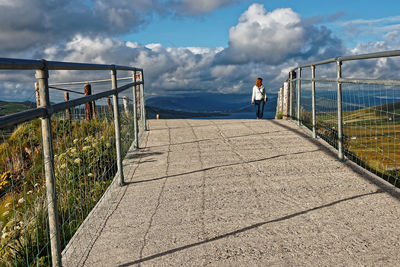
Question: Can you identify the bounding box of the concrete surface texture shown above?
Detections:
[63,119,400,266]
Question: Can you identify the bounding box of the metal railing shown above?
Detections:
[277,50,400,187]
[0,57,147,266]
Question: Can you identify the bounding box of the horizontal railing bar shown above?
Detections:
[0,108,47,129]
[292,49,400,71]
[299,77,400,86]
[52,82,136,113]
[0,81,138,129]
[49,77,134,87]
[49,86,85,95]
[0,57,143,71]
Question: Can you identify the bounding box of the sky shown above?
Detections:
[1,0,400,102]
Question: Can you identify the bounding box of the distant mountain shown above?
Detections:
[0,100,36,116]
[146,92,277,114]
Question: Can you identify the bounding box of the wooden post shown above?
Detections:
[64,92,70,121]
[84,84,93,121]
[123,96,130,117]
[35,82,40,107]
[107,98,113,117]
[92,100,96,119]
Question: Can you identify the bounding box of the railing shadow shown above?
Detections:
[125,148,321,185]
[117,189,384,266]
[271,119,400,201]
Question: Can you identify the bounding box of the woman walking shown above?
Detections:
[251,77,268,119]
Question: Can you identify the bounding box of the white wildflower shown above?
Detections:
[87,173,93,177]
[5,202,11,208]
[18,198,24,205]
[2,232,8,239]
[27,190,33,195]
[82,146,91,152]
[2,211,9,217]
[34,183,39,187]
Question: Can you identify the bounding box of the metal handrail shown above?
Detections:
[0,57,146,266]
[0,81,142,129]
[293,49,400,70]
[0,57,143,71]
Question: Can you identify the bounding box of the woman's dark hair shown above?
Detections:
[256,77,263,87]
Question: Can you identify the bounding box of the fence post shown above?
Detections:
[132,71,139,148]
[123,96,130,117]
[311,65,316,138]
[283,81,289,120]
[84,84,93,121]
[289,72,293,119]
[337,60,344,161]
[107,98,113,116]
[139,70,147,131]
[35,67,62,267]
[297,67,302,126]
[35,82,40,107]
[111,68,125,186]
[64,92,71,121]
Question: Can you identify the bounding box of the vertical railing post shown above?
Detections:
[139,70,147,131]
[289,72,293,119]
[311,65,316,138]
[111,67,125,186]
[35,67,62,267]
[132,70,139,148]
[337,60,344,161]
[297,67,302,126]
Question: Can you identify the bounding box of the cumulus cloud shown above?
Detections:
[2,2,398,104]
[0,0,242,54]
[217,3,347,65]
[170,0,240,16]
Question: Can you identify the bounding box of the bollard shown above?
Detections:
[132,71,139,148]
[337,60,344,161]
[35,68,62,267]
[311,65,316,138]
[111,68,125,186]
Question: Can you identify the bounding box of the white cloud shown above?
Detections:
[217,4,345,65]
[171,0,240,16]
[219,4,305,64]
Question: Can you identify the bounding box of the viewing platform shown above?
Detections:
[62,119,400,266]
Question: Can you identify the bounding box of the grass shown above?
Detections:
[309,101,400,186]
[0,111,134,266]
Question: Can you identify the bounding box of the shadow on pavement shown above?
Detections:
[117,189,384,267]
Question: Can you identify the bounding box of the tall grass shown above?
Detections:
[0,110,134,266]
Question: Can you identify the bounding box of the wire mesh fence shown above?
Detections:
[0,58,145,266]
[285,51,400,188]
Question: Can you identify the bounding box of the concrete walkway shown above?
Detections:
[63,119,400,266]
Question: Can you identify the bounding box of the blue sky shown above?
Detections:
[0,0,400,101]
[122,0,400,48]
